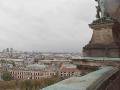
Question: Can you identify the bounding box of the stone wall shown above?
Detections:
[72,59,120,67]
[91,25,114,45]
[106,72,120,90]
[97,70,120,90]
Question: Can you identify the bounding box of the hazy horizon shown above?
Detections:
[0,0,96,52]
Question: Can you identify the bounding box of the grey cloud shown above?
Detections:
[0,0,96,52]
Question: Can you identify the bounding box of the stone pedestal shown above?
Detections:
[83,20,120,57]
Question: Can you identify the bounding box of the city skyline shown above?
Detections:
[0,0,96,52]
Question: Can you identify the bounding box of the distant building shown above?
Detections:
[23,58,34,65]
[9,64,56,80]
[59,64,81,79]
[7,59,24,66]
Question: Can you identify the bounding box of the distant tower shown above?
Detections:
[6,48,9,52]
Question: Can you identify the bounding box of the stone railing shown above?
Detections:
[96,70,120,90]
[42,66,119,90]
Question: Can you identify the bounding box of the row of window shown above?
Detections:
[10,71,44,76]
[10,71,56,80]
[17,76,43,80]
[17,76,24,79]
[61,72,75,74]
[11,71,56,76]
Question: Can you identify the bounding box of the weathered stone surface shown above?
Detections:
[83,21,120,57]
[95,0,120,22]
[112,22,120,45]
[83,0,120,57]
[90,22,114,45]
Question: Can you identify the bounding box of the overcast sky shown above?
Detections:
[0,0,96,52]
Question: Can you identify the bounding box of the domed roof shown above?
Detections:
[27,64,46,70]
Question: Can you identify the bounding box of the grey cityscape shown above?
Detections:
[0,0,120,90]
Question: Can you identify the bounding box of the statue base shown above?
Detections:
[83,19,120,57]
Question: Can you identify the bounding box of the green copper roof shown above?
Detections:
[42,67,118,90]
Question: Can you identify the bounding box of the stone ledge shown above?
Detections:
[89,22,114,30]
[42,67,118,90]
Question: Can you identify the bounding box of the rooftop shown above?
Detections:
[62,64,77,68]
[27,64,47,70]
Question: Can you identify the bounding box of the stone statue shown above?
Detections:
[96,5,101,18]
[83,0,120,57]
[95,0,120,22]
[95,0,109,18]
